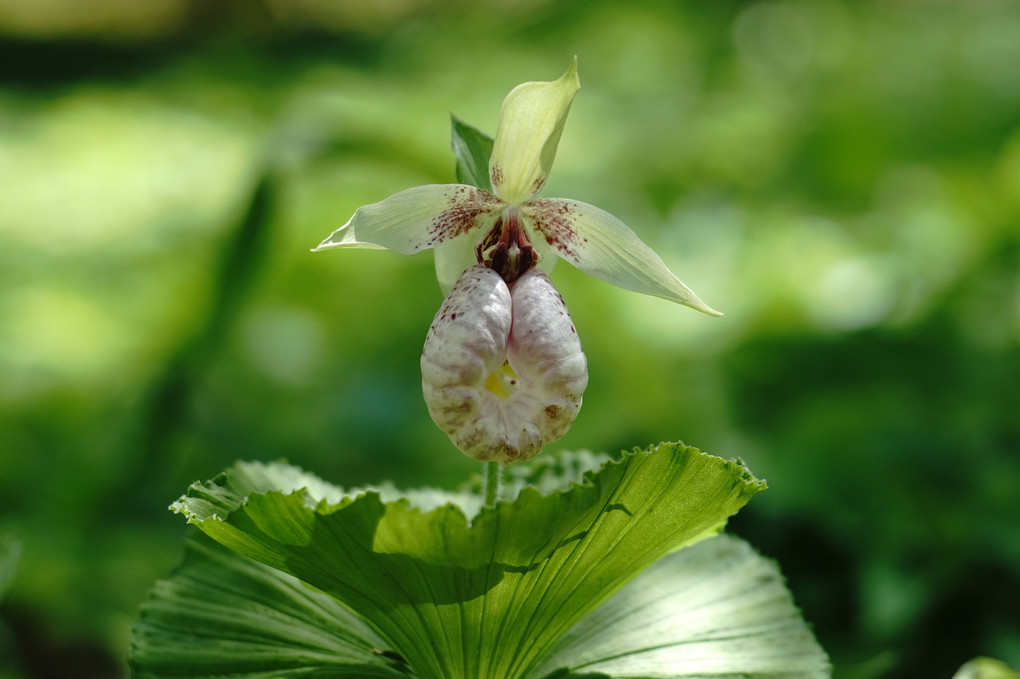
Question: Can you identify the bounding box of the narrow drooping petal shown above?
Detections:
[432,232,483,294]
[313,184,502,255]
[524,198,723,315]
[489,57,580,206]
[421,266,588,465]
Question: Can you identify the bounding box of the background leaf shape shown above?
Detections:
[0,536,20,601]
[131,532,409,678]
[451,115,495,192]
[952,657,1020,679]
[532,534,830,678]
[130,524,829,678]
[170,443,763,679]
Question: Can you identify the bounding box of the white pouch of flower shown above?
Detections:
[421,265,587,464]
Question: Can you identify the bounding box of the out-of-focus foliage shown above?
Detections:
[0,1,1017,678]
[953,657,1020,679]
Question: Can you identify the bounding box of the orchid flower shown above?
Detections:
[315,58,720,464]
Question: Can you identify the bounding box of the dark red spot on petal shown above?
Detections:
[428,187,501,245]
[526,199,583,259]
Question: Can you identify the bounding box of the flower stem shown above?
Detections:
[483,461,501,508]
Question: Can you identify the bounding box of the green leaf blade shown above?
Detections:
[170,443,764,679]
[531,534,831,679]
[130,533,411,678]
[451,115,494,191]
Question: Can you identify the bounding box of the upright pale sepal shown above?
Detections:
[524,198,723,315]
[489,57,580,205]
[313,184,501,255]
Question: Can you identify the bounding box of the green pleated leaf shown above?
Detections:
[531,534,831,679]
[130,532,410,678]
[451,114,494,191]
[171,443,763,679]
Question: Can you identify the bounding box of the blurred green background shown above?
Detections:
[0,0,1018,677]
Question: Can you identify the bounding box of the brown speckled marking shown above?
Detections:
[426,186,500,247]
[531,176,546,196]
[490,164,503,191]
[526,199,587,261]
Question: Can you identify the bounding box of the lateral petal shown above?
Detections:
[313,184,501,255]
[525,198,723,315]
[434,234,482,294]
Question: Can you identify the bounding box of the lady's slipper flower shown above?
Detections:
[315,58,720,464]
